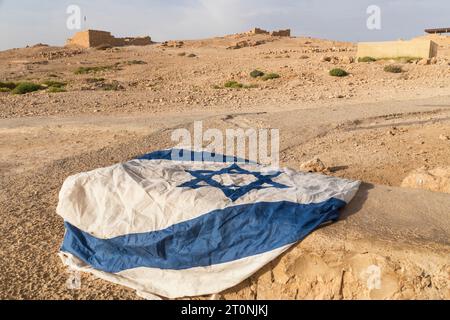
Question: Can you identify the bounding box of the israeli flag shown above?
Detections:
[57,149,360,299]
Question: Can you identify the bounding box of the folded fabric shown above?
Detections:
[57,149,360,298]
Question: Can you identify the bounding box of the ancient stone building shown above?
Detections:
[245,28,291,37]
[270,29,291,37]
[66,30,152,48]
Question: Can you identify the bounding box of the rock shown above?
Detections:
[321,56,332,62]
[430,57,438,65]
[417,58,430,66]
[439,134,449,141]
[299,157,328,173]
[341,56,354,64]
[401,167,450,194]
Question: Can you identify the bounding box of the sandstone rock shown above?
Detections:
[417,58,430,66]
[401,167,450,194]
[341,56,354,64]
[430,57,438,65]
[299,157,328,173]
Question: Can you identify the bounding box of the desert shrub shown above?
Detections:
[127,60,147,65]
[85,78,105,83]
[224,81,243,88]
[250,70,265,78]
[300,55,309,59]
[48,86,66,93]
[74,65,116,75]
[261,73,280,81]
[101,81,123,91]
[358,56,376,63]
[384,65,403,73]
[329,68,348,77]
[178,52,186,56]
[0,81,17,90]
[42,80,66,88]
[187,53,197,58]
[12,82,43,94]
[243,83,259,89]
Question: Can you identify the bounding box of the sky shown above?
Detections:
[0,0,449,51]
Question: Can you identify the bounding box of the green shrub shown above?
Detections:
[101,81,123,91]
[42,80,66,88]
[329,68,348,77]
[261,73,280,81]
[250,70,265,78]
[0,81,17,90]
[358,56,376,63]
[384,65,403,73]
[127,60,147,65]
[85,78,105,83]
[74,65,116,75]
[0,88,11,92]
[12,82,43,94]
[48,86,66,93]
[224,81,243,88]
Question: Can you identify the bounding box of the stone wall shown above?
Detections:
[357,39,438,59]
[271,29,291,37]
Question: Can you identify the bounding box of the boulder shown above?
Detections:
[299,157,328,173]
[401,166,450,194]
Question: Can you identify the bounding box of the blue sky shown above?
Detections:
[1,0,449,50]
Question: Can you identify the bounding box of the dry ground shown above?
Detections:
[0,33,449,299]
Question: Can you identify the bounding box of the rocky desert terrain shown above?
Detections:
[0,32,449,299]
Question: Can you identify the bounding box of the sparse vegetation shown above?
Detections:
[384,65,403,73]
[358,56,376,63]
[74,65,117,75]
[42,80,66,88]
[11,82,43,94]
[223,81,258,89]
[0,81,17,90]
[126,60,147,65]
[250,70,265,78]
[329,68,348,77]
[101,81,123,91]
[47,86,66,93]
[224,80,244,89]
[85,78,105,83]
[261,73,280,81]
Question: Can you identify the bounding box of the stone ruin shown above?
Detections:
[246,27,291,37]
[66,30,152,48]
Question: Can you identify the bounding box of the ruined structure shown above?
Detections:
[66,30,152,48]
[246,28,291,37]
[270,29,291,37]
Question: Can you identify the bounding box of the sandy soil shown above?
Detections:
[0,33,449,300]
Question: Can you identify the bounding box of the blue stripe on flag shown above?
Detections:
[61,199,345,272]
[136,149,251,163]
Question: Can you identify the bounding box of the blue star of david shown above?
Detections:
[178,163,290,201]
